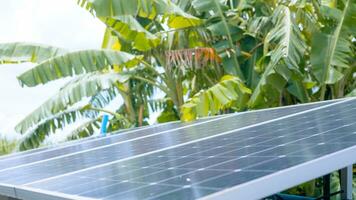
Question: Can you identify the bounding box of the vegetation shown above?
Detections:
[0,0,355,198]
[0,0,353,150]
[0,138,17,156]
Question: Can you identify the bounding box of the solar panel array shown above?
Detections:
[0,98,355,200]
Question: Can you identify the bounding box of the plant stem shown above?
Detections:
[320,0,349,100]
[212,0,245,80]
[132,76,170,94]
[88,107,118,118]
[89,107,131,124]
[138,105,144,127]
[140,60,165,80]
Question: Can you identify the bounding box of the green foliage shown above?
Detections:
[0,2,355,200]
[181,75,251,121]
[354,174,356,200]
[104,16,160,51]
[249,5,307,108]
[346,88,356,97]
[192,0,244,79]
[0,138,17,156]
[19,105,95,150]
[107,114,134,132]
[157,99,179,123]
[15,72,130,134]
[77,0,201,28]
[18,49,141,87]
[0,42,66,64]
[0,0,355,156]
[311,0,356,99]
[66,117,102,141]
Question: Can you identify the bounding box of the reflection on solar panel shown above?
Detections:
[0,98,355,200]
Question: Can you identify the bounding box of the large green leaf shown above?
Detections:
[181,75,251,121]
[311,0,356,99]
[289,1,320,39]
[0,42,67,64]
[239,36,263,89]
[15,72,130,134]
[191,0,227,13]
[156,99,179,123]
[78,0,201,28]
[245,16,271,38]
[18,105,96,151]
[249,5,307,108]
[287,80,309,103]
[346,88,356,97]
[264,6,307,72]
[66,117,101,141]
[193,0,244,79]
[103,16,160,51]
[90,87,119,108]
[17,49,141,87]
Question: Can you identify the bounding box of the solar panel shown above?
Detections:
[1,99,337,166]
[1,99,338,164]
[0,100,335,183]
[0,116,233,171]
[0,98,355,200]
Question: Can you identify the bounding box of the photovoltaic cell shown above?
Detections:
[0,98,355,200]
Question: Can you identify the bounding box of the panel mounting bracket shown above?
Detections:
[340,165,353,200]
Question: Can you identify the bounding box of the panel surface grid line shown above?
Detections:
[1,98,355,200]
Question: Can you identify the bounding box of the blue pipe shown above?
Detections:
[100,115,109,137]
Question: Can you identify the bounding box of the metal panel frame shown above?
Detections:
[0,184,95,200]
[15,186,95,200]
[0,184,16,199]
[200,145,356,200]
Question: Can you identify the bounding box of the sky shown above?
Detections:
[0,0,105,138]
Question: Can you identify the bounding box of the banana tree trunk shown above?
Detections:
[118,86,136,123]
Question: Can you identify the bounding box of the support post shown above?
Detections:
[323,174,330,200]
[340,165,353,200]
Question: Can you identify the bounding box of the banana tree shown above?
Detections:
[176,0,354,118]
[84,0,253,116]
[0,0,230,150]
[0,42,144,149]
[1,2,355,198]
[311,0,356,100]
[1,0,355,150]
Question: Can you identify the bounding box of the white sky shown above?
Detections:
[0,0,105,138]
